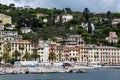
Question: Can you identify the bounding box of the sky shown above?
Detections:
[0,0,120,13]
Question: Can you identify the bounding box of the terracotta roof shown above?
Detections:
[64,46,79,51]
[20,40,30,43]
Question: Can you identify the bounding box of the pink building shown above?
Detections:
[106,32,119,43]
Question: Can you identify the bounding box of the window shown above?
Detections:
[15,44,17,47]
[12,44,14,47]
[73,53,75,56]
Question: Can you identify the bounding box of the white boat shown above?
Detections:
[89,62,102,68]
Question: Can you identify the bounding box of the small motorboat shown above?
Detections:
[68,69,85,73]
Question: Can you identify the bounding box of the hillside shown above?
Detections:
[0,3,120,47]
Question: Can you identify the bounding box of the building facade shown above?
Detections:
[0,14,12,25]
[106,32,119,43]
[78,45,120,65]
[55,14,73,23]
[64,46,79,62]
[66,35,84,46]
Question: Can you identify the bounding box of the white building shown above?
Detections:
[43,19,48,23]
[112,18,120,27]
[66,35,84,46]
[37,40,49,62]
[0,13,12,25]
[82,23,95,33]
[0,31,22,41]
[5,25,15,30]
[55,14,73,23]
[21,27,33,33]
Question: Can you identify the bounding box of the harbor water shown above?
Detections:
[0,69,120,80]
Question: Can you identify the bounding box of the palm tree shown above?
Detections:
[12,50,21,60]
[49,52,56,61]
[22,51,31,61]
[30,53,40,61]
[3,42,11,63]
[2,52,10,64]
[4,42,11,54]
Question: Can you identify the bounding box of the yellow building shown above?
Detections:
[0,31,31,61]
[88,46,120,65]
[1,39,31,61]
[0,14,12,25]
[79,45,120,65]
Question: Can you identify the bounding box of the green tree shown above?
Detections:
[0,20,2,24]
[7,58,16,65]
[4,42,11,56]
[83,8,90,22]
[4,23,11,27]
[12,50,21,60]
[30,53,40,61]
[88,22,92,33]
[106,11,112,27]
[117,22,120,27]
[22,51,31,61]
[2,52,10,64]
[99,39,110,46]
[77,27,85,35]
[0,57,2,64]
[69,19,79,25]
[49,52,56,61]
[81,32,91,44]
[50,37,57,42]
[113,13,120,18]
[106,11,112,19]
[65,7,72,13]
[9,3,15,10]
[9,3,15,8]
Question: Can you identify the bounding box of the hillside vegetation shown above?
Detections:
[1,3,120,47]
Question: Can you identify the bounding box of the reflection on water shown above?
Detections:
[0,69,120,80]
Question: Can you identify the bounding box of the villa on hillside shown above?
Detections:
[66,35,84,46]
[0,13,12,24]
[106,32,119,43]
[82,23,95,33]
[55,14,73,23]
[112,18,120,27]
[21,27,33,33]
[36,13,46,18]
